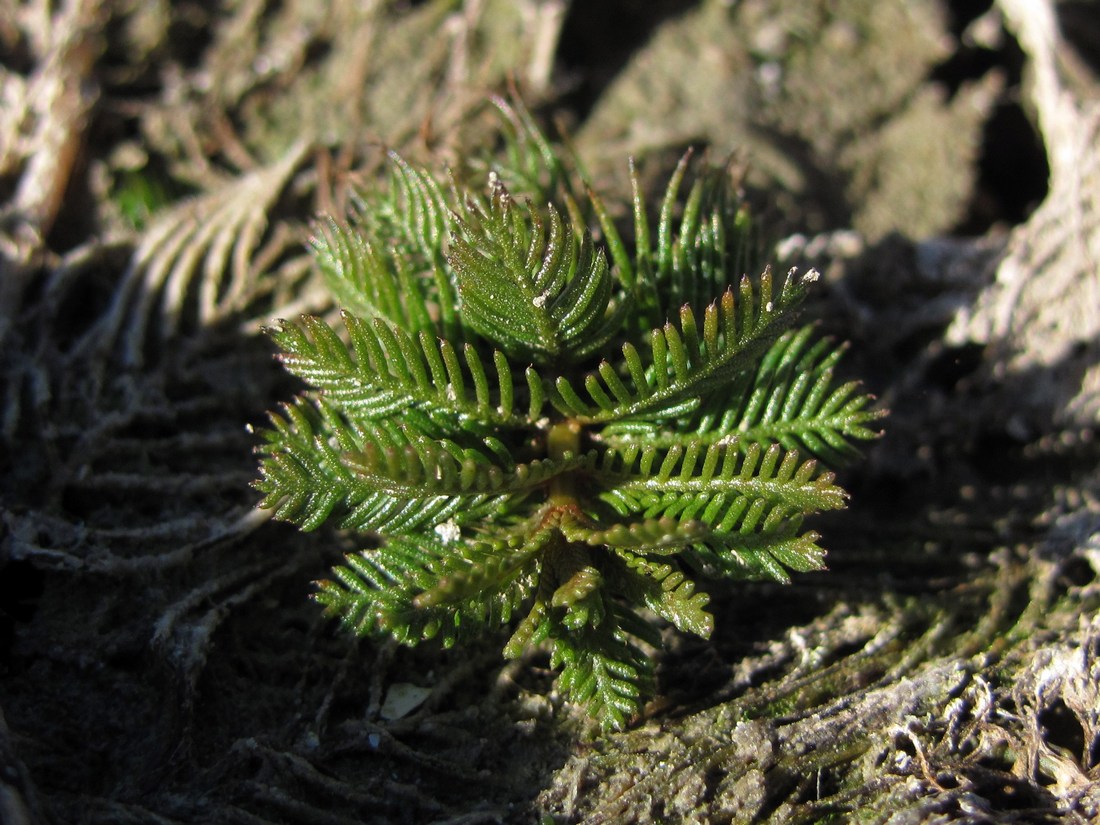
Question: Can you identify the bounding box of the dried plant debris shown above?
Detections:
[0,0,104,258]
[100,139,314,367]
[948,0,1100,431]
[127,0,568,177]
[539,568,1100,823]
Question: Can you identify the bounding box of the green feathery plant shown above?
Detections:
[254,100,884,731]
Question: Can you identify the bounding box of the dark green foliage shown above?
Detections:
[254,100,884,732]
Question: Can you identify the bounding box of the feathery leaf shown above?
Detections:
[595,440,846,527]
[601,324,885,464]
[269,312,539,428]
[550,606,655,732]
[549,267,812,422]
[449,178,626,365]
[316,534,538,648]
[254,397,584,533]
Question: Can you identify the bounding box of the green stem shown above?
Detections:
[547,419,582,506]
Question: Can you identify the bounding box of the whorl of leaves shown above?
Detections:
[254,99,884,732]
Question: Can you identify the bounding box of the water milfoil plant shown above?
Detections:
[254,102,884,731]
